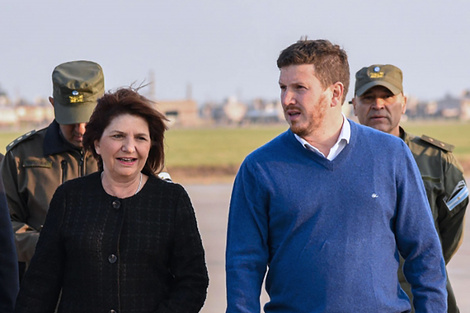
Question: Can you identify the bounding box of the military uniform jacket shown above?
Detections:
[1,120,98,263]
[401,127,468,262]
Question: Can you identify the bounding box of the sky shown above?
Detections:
[1,1,470,105]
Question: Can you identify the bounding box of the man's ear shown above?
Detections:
[351,97,358,116]
[49,97,54,107]
[401,94,408,115]
[330,82,344,107]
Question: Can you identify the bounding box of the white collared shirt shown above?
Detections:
[295,114,351,161]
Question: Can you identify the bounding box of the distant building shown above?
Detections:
[437,94,461,119]
[16,104,54,128]
[243,98,283,124]
[0,107,18,128]
[0,95,53,129]
[0,95,18,128]
[224,97,247,124]
[461,90,470,121]
[154,99,202,127]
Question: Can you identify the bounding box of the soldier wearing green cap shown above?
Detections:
[1,60,104,277]
[352,64,468,313]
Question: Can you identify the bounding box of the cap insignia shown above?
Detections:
[369,66,384,79]
[69,93,84,103]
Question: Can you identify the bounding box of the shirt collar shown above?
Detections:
[294,114,350,159]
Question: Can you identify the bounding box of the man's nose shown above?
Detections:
[74,123,87,134]
[281,90,295,106]
[371,97,386,109]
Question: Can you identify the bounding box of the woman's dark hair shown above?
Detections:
[83,87,168,176]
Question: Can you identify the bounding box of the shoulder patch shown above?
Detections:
[6,130,37,152]
[420,134,454,152]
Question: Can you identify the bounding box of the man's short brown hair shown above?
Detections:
[277,39,350,102]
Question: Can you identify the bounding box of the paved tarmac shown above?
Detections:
[185,182,470,313]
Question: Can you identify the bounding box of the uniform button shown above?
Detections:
[108,254,118,264]
[112,200,121,210]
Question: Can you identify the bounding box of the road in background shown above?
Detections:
[186,182,470,313]
[186,184,231,313]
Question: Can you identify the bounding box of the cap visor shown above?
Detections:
[54,102,95,124]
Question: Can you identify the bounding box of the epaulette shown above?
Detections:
[420,134,454,152]
[6,130,37,152]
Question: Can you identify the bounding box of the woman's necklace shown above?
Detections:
[135,172,143,195]
[101,172,143,196]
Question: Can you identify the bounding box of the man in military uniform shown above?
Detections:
[1,60,104,278]
[352,64,468,313]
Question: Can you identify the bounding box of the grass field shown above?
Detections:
[1,121,469,169]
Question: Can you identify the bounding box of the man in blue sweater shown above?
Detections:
[225,39,447,312]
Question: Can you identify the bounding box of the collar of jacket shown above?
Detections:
[43,120,83,156]
[399,126,412,144]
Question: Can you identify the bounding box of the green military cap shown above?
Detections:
[354,64,403,97]
[52,60,104,124]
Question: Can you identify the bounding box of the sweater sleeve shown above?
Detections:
[157,185,209,313]
[14,186,66,313]
[394,143,447,312]
[226,158,270,313]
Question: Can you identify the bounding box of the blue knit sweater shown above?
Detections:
[226,121,447,313]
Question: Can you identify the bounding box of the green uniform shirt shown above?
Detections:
[399,127,468,313]
[1,121,98,264]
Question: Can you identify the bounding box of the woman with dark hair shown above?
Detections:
[15,88,209,313]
